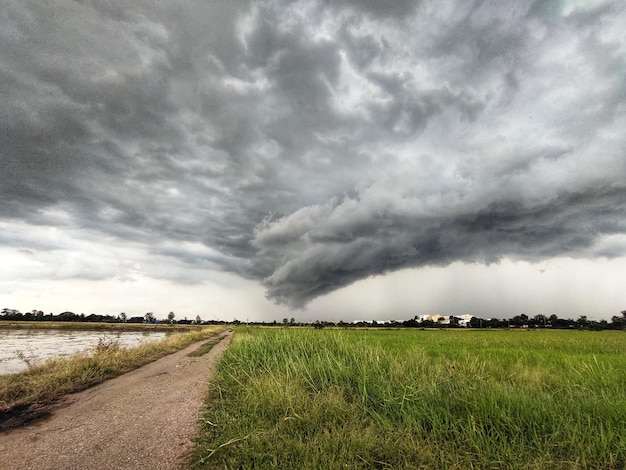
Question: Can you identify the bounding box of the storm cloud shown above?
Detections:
[1,0,625,309]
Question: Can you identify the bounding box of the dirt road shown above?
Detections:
[0,331,232,470]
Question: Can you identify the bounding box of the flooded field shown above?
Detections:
[0,329,169,374]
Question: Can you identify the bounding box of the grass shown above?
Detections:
[188,338,222,357]
[190,328,626,469]
[0,326,227,430]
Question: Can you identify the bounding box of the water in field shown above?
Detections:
[0,329,168,374]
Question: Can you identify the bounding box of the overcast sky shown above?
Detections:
[1,0,625,322]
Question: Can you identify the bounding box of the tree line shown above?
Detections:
[289,311,626,330]
[1,308,625,330]
[0,309,203,325]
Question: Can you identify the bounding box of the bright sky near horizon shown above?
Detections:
[1,0,625,322]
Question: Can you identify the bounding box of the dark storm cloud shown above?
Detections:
[253,184,626,307]
[1,0,625,307]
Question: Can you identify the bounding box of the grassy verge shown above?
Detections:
[0,326,227,430]
[188,338,222,357]
[190,328,626,469]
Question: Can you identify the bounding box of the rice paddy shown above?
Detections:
[191,328,626,469]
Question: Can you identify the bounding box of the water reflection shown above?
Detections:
[0,329,169,375]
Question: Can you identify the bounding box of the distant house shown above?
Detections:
[425,314,450,324]
[414,313,474,327]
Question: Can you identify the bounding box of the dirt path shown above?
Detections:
[0,331,232,470]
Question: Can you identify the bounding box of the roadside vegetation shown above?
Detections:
[0,326,227,430]
[188,337,223,357]
[191,328,626,469]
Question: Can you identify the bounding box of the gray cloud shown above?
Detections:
[1,0,625,309]
[253,183,626,307]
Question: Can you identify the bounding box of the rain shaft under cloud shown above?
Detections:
[1,0,625,312]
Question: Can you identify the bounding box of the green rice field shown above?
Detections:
[191,328,626,469]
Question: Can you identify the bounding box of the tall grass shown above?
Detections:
[0,326,227,420]
[191,328,626,469]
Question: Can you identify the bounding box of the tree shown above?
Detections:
[290,317,296,326]
[167,311,175,324]
[509,314,529,327]
[119,312,127,323]
[282,318,289,325]
[610,310,626,330]
[577,315,589,329]
[144,312,156,324]
[195,315,202,324]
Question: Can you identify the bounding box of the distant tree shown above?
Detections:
[167,312,175,324]
[610,311,626,330]
[195,315,202,324]
[290,317,296,326]
[30,310,43,320]
[313,320,324,329]
[282,318,289,325]
[403,318,420,328]
[144,312,156,324]
[58,311,78,322]
[589,320,606,331]
[577,315,590,329]
[532,314,547,328]
[119,312,127,323]
[509,315,528,327]
[86,313,103,322]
